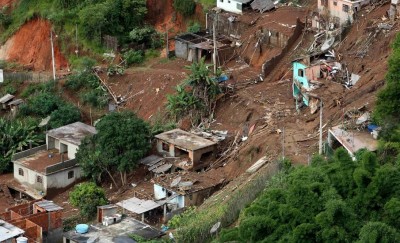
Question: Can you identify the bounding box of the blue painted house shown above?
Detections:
[292,61,310,106]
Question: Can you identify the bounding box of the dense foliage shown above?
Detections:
[69,182,107,218]
[0,118,42,173]
[76,111,151,186]
[173,0,196,17]
[167,58,220,123]
[218,149,400,242]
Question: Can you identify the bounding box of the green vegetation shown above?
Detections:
[187,21,201,33]
[217,148,400,242]
[0,118,42,173]
[69,182,108,219]
[76,111,151,186]
[171,161,279,242]
[64,70,108,108]
[167,58,221,123]
[173,0,196,17]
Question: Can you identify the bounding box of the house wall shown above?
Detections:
[317,0,368,24]
[305,65,322,81]
[14,164,47,193]
[154,184,167,200]
[292,62,309,106]
[175,40,188,59]
[217,0,243,14]
[46,166,83,197]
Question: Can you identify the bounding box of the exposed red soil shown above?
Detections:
[0,0,15,8]
[0,18,68,71]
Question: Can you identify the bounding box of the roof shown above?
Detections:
[63,216,164,242]
[34,200,63,211]
[8,99,23,106]
[153,171,225,195]
[139,155,163,167]
[13,148,68,174]
[251,0,275,13]
[0,220,24,241]
[155,129,217,151]
[329,125,378,155]
[0,94,14,104]
[116,197,162,214]
[47,122,96,146]
[236,0,252,3]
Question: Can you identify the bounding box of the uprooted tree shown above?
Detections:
[76,111,151,186]
[167,58,221,124]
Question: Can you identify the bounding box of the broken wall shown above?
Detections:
[262,19,304,78]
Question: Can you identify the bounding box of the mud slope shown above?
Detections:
[0,18,68,71]
[0,0,15,8]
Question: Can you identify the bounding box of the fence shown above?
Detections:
[3,72,53,83]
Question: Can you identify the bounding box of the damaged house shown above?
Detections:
[175,31,234,64]
[155,129,217,171]
[216,0,275,14]
[316,0,370,26]
[12,122,96,197]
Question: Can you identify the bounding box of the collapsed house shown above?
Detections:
[154,129,217,171]
[0,93,15,109]
[63,205,163,243]
[292,51,360,113]
[12,122,96,197]
[216,0,275,14]
[327,124,378,159]
[0,199,63,242]
[175,31,234,64]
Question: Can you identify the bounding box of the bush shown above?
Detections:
[19,92,63,117]
[64,71,99,91]
[123,50,145,65]
[4,85,16,95]
[69,182,107,218]
[49,103,81,129]
[174,0,196,16]
[187,21,201,33]
[80,88,108,108]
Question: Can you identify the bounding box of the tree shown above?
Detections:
[69,182,108,218]
[173,0,196,17]
[49,103,81,129]
[76,111,151,186]
[0,118,42,173]
[357,222,400,243]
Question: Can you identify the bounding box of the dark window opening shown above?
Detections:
[68,171,74,179]
[174,147,189,158]
[36,175,43,183]
[18,168,24,176]
[333,1,337,6]
[342,4,349,12]
[298,69,305,77]
[162,142,169,152]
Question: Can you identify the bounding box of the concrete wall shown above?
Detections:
[318,0,369,24]
[14,164,47,193]
[175,40,188,59]
[217,0,243,14]
[46,166,83,196]
[154,184,166,200]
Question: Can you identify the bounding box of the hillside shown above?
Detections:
[0,0,398,242]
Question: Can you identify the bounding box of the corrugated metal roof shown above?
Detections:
[0,94,14,104]
[251,0,275,13]
[34,200,63,211]
[116,197,161,214]
[0,220,24,241]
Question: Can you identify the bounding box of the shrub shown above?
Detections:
[80,88,108,108]
[123,50,145,65]
[4,85,16,95]
[49,103,81,129]
[69,182,107,218]
[174,0,196,17]
[187,21,201,33]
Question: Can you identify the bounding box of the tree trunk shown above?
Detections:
[105,168,118,188]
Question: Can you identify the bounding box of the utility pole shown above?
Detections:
[166,24,169,59]
[319,101,323,155]
[50,30,56,81]
[213,15,217,75]
[282,127,285,159]
[75,24,79,57]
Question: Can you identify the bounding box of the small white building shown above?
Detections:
[217,0,252,14]
[12,122,96,197]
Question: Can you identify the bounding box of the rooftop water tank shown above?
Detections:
[16,237,28,243]
[76,224,89,234]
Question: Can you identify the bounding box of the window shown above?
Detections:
[162,142,169,152]
[342,4,349,12]
[36,175,43,183]
[333,1,337,6]
[18,168,24,176]
[220,0,223,2]
[228,0,231,3]
[320,0,328,7]
[68,170,74,179]
[298,69,304,77]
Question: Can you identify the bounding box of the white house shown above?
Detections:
[12,122,96,197]
[217,0,252,14]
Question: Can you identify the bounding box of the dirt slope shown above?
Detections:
[0,18,68,71]
[0,0,15,8]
